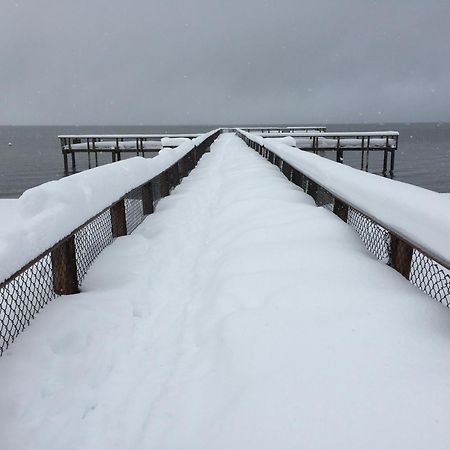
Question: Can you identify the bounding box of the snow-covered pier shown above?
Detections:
[259,130,399,172]
[59,127,398,175]
[59,133,201,173]
[1,130,450,449]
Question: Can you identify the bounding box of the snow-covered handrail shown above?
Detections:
[237,129,450,308]
[240,126,326,133]
[58,133,201,139]
[0,129,221,354]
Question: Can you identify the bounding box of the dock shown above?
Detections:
[59,127,398,175]
[1,129,450,449]
[261,130,399,172]
[59,133,201,173]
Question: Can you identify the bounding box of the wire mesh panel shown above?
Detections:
[347,207,391,263]
[238,131,450,309]
[410,250,450,307]
[0,254,55,354]
[125,186,145,234]
[75,209,114,283]
[314,185,334,210]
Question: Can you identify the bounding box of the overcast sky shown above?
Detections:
[0,0,449,125]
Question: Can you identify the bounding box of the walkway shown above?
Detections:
[1,134,450,449]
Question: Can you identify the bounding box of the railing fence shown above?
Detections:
[237,130,450,309]
[0,130,221,354]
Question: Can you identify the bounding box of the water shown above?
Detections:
[0,123,449,198]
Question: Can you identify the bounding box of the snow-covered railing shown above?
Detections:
[59,133,200,173]
[0,129,222,354]
[240,126,326,133]
[260,130,399,173]
[237,129,450,308]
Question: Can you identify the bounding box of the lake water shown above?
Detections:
[0,123,449,198]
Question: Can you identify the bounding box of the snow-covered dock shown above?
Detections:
[259,130,399,172]
[59,127,398,175]
[59,133,199,173]
[1,132,450,449]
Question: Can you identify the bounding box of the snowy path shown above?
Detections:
[2,134,450,449]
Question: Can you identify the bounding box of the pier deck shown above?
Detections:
[1,133,450,449]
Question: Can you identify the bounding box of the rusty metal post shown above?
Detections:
[111,199,127,237]
[51,236,79,295]
[142,181,154,215]
[390,234,413,279]
[333,198,349,222]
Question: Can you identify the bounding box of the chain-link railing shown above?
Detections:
[0,130,222,355]
[237,130,450,309]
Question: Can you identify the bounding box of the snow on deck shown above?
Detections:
[1,134,450,449]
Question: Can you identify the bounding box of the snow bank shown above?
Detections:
[0,200,20,236]
[240,130,450,268]
[1,134,450,449]
[0,131,216,283]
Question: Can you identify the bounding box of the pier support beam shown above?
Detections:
[383,150,388,173]
[71,152,76,172]
[63,151,69,174]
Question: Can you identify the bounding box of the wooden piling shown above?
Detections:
[336,137,343,163]
[63,151,69,174]
[390,150,395,172]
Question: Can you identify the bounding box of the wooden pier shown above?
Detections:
[261,130,399,173]
[240,126,327,133]
[59,127,398,175]
[59,133,200,173]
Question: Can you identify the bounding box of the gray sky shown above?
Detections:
[1,0,449,125]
